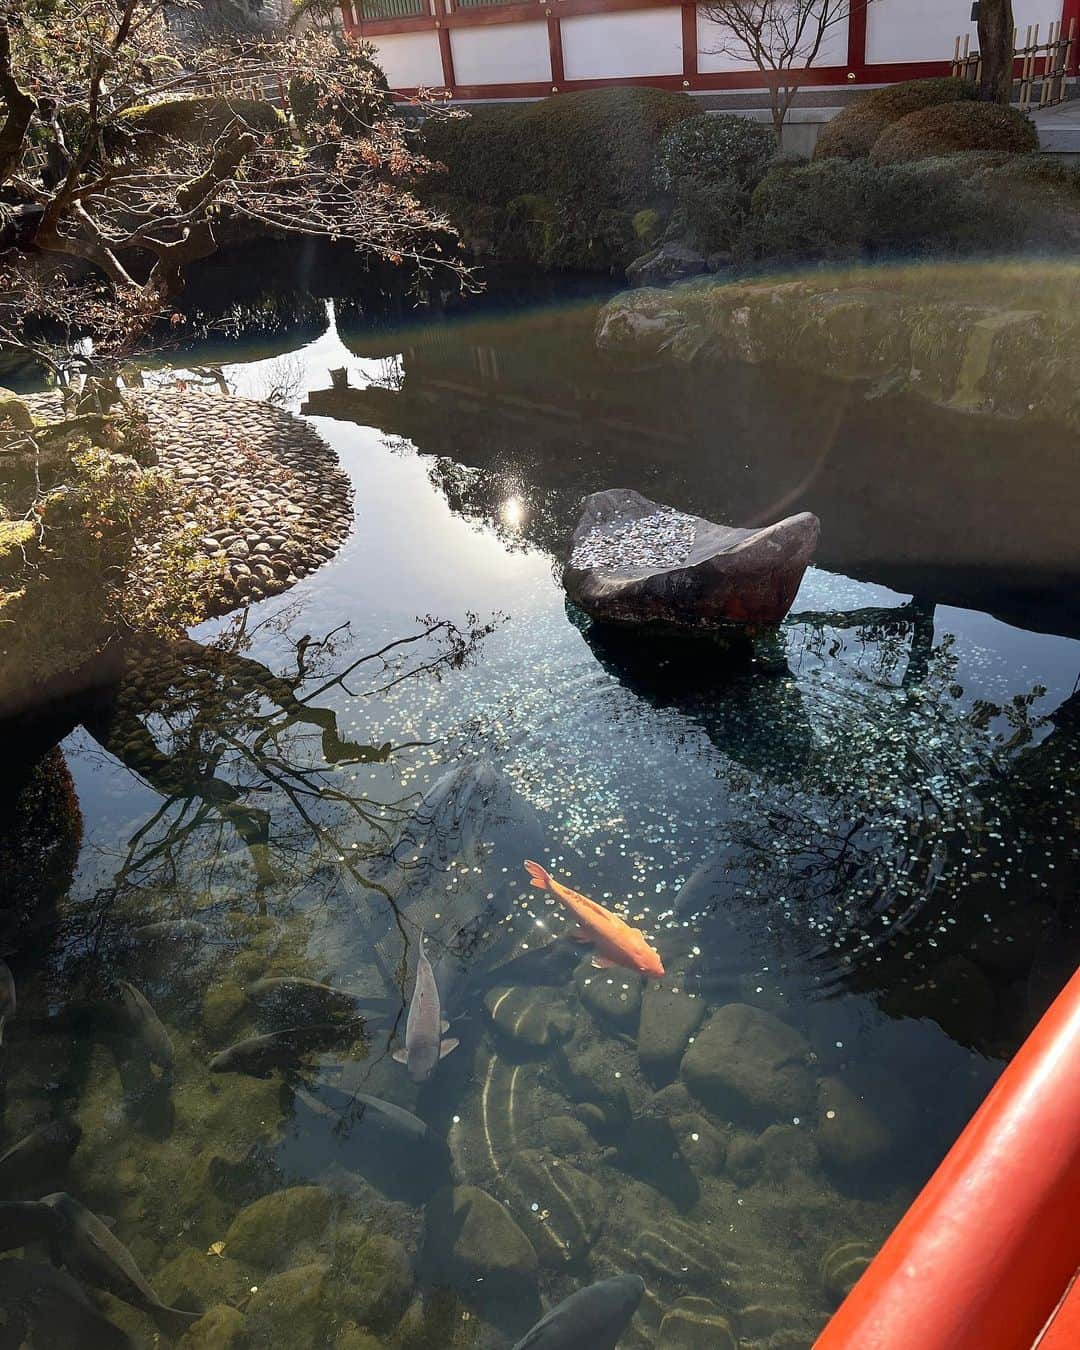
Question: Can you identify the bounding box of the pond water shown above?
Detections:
[3,269,1080,1349]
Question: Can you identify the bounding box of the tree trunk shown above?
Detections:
[977,0,1015,104]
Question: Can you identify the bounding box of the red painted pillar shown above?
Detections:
[339,0,357,34]
[682,3,698,85]
[547,8,565,92]
[846,0,868,81]
[1061,0,1080,73]
[435,0,455,94]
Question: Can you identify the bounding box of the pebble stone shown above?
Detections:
[569,506,696,571]
[24,388,353,615]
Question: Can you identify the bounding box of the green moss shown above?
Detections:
[813,77,977,161]
[119,97,285,147]
[342,1233,413,1331]
[178,1305,248,1349]
[246,1262,329,1348]
[0,519,34,560]
[224,1186,332,1268]
[420,87,697,271]
[0,388,34,433]
[872,100,1040,164]
[201,980,248,1041]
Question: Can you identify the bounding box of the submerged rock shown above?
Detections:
[681,1003,813,1125]
[505,1149,606,1268]
[575,959,643,1030]
[816,1077,893,1181]
[821,1239,875,1305]
[341,1232,413,1331]
[638,984,706,1085]
[223,1186,332,1268]
[246,1262,328,1349]
[178,1304,246,1349]
[564,490,819,632]
[425,1185,539,1302]
[658,1295,738,1349]
[484,985,574,1052]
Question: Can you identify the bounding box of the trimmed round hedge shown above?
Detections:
[654,113,777,193]
[813,77,977,162]
[420,87,698,270]
[871,100,1039,164]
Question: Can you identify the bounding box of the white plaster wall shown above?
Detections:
[698,5,848,73]
[865,0,1057,65]
[370,32,445,88]
[561,10,683,80]
[450,22,551,86]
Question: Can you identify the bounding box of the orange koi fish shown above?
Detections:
[524,861,665,978]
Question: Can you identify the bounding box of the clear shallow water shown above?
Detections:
[3,278,1080,1349]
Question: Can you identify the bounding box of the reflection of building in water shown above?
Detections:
[306,306,1080,638]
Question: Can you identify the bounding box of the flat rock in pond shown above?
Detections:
[816,1076,893,1181]
[564,489,819,631]
[658,1295,738,1349]
[681,1003,814,1125]
[484,985,575,1052]
[574,959,643,1030]
[223,1186,331,1268]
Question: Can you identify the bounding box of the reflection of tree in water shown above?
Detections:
[661,596,1077,1049]
[77,608,500,921]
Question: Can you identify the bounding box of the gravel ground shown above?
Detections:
[570,507,697,571]
[24,387,353,616]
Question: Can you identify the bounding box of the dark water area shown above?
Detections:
[2,262,1079,1348]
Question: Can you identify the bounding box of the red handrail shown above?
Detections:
[816,964,1080,1350]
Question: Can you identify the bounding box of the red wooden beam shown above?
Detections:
[547,9,565,89]
[846,0,868,82]
[435,0,456,90]
[817,963,1080,1350]
[681,2,697,82]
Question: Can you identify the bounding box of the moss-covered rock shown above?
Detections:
[425,1185,538,1302]
[178,1304,247,1349]
[202,980,248,1041]
[341,1232,413,1330]
[813,77,977,161]
[0,387,34,434]
[816,1077,893,1181]
[483,985,574,1052]
[872,100,1039,164]
[821,1239,874,1305]
[681,1004,813,1125]
[246,1261,329,1347]
[334,1324,383,1350]
[118,96,284,148]
[224,1186,332,1268]
[155,1248,254,1310]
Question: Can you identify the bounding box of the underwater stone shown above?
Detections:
[154,1249,253,1311]
[574,959,643,1031]
[564,489,819,632]
[757,1123,820,1180]
[821,1239,874,1305]
[638,985,706,1085]
[558,1043,635,1137]
[884,955,995,1047]
[335,1324,383,1350]
[425,1185,539,1302]
[658,1295,738,1349]
[681,1004,814,1125]
[484,985,575,1052]
[536,1114,594,1157]
[246,1261,329,1349]
[223,1186,332,1269]
[201,981,249,1041]
[177,1304,247,1349]
[672,1112,729,1176]
[505,1149,606,1269]
[343,1233,413,1331]
[816,1077,893,1182]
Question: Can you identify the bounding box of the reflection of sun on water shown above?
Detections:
[500,494,525,530]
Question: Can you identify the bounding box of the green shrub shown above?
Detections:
[813,77,977,161]
[118,96,285,147]
[741,156,1026,262]
[419,87,698,271]
[871,100,1039,163]
[653,113,778,251]
[288,39,390,139]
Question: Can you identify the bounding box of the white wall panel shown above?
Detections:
[370,32,445,89]
[865,0,1053,65]
[698,5,847,73]
[451,22,551,86]
[562,10,683,80]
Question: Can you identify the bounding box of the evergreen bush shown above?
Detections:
[813,77,978,162]
[871,100,1039,164]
